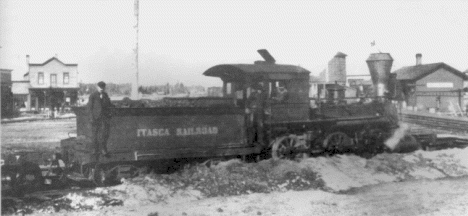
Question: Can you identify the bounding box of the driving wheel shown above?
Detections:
[271,134,310,160]
[323,131,352,154]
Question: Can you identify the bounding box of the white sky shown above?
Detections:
[1,0,467,87]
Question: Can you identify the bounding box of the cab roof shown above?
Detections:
[203,63,310,80]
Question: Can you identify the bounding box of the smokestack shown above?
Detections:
[366,53,393,97]
[415,53,422,65]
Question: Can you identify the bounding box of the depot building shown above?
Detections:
[393,53,468,112]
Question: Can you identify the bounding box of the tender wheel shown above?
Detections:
[16,162,44,193]
[323,132,352,154]
[80,164,106,186]
[43,159,67,186]
[93,163,112,186]
[271,134,310,160]
[1,165,19,193]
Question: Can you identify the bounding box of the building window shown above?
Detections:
[226,82,232,95]
[63,72,69,84]
[38,72,44,84]
[51,74,57,85]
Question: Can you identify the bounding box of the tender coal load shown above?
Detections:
[113,97,233,108]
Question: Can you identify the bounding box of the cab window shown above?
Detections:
[226,82,232,95]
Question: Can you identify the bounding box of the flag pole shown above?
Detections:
[131,0,140,99]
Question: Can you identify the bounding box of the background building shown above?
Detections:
[1,69,15,117]
[393,54,467,112]
[308,75,321,98]
[347,75,373,98]
[12,55,79,111]
[319,52,347,85]
[316,52,355,101]
[207,87,223,97]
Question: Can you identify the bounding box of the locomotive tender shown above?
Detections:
[57,50,414,185]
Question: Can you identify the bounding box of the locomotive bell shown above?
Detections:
[366,53,393,97]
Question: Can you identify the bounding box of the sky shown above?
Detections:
[1,0,467,87]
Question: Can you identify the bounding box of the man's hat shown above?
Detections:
[97,81,106,88]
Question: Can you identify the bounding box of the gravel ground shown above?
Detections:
[1,118,76,151]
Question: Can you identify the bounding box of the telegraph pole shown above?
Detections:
[131,0,140,99]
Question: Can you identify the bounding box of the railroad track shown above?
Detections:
[400,113,468,134]
[400,112,468,150]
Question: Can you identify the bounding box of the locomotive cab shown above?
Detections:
[204,50,312,146]
[204,50,311,124]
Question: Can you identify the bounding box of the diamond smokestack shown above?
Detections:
[366,53,393,97]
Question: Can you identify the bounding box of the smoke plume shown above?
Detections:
[384,123,409,151]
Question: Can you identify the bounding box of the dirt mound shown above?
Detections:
[96,159,325,207]
[13,147,468,214]
[99,147,468,206]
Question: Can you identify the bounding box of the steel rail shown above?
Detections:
[400,113,468,133]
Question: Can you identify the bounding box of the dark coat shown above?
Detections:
[87,91,113,121]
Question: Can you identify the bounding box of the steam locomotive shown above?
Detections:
[3,50,423,189]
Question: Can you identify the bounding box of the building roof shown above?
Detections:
[203,64,310,80]
[0,68,13,73]
[393,62,467,81]
[334,52,347,58]
[24,56,78,77]
[29,57,78,67]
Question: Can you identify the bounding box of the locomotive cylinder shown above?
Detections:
[366,53,394,98]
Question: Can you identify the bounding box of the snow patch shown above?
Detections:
[34,147,468,214]
[65,193,104,210]
[101,148,468,204]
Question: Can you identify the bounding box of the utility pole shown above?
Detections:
[131,0,140,99]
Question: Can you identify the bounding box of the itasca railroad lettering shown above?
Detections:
[137,126,219,137]
[137,128,170,137]
[176,127,218,136]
